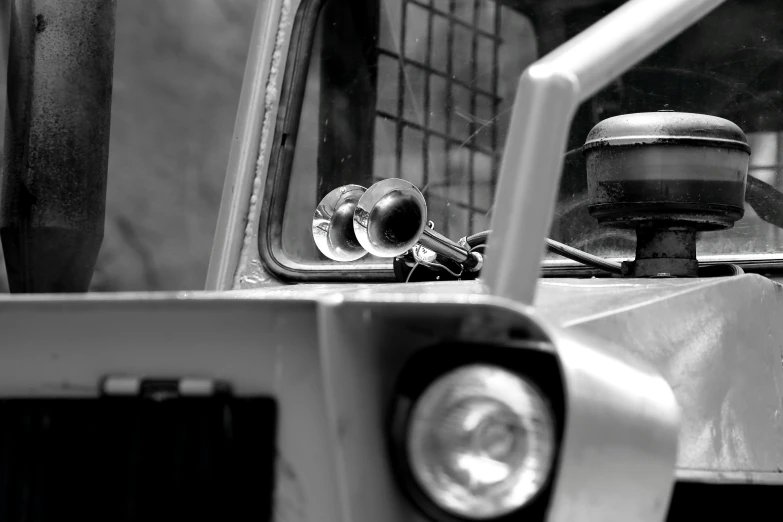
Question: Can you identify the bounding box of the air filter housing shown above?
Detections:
[583,110,751,277]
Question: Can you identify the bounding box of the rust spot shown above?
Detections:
[35,14,45,33]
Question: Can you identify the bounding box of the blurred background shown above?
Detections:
[0,0,258,292]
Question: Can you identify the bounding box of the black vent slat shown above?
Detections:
[667,480,782,520]
[0,397,277,522]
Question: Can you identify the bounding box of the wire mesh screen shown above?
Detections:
[280,0,536,264]
[373,0,534,239]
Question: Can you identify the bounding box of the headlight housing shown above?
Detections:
[407,364,556,519]
[389,346,564,522]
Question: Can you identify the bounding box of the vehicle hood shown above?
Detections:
[222,274,783,478]
[217,276,762,327]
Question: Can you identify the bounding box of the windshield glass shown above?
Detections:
[274,0,783,273]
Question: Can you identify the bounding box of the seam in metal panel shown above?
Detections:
[206,0,285,291]
[234,0,294,290]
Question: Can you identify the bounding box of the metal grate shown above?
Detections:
[376,0,504,238]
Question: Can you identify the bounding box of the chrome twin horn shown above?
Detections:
[312,178,483,272]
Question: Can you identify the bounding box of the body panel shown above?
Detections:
[537,274,783,477]
[0,295,342,522]
[0,287,684,520]
[227,274,783,481]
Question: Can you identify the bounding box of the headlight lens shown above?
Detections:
[406,364,556,519]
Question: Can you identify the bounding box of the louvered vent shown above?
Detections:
[0,393,277,521]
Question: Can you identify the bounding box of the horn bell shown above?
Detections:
[353,178,427,258]
[312,184,369,262]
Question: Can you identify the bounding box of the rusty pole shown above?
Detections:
[2,0,117,293]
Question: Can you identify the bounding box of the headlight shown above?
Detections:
[405,364,556,520]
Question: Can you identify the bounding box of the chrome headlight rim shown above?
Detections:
[387,344,565,522]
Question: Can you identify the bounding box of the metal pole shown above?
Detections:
[2,0,117,293]
[205,0,283,291]
[482,0,727,305]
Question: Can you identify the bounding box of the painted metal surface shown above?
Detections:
[309,294,679,522]
[543,323,679,521]
[583,111,751,278]
[536,274,783,478]
[582,111,751,153]
[483,0,727,305]
[206,0,288,291]
[0,294,342,522]
[3,0,117,293]
[0,288,681,521]
[1,269,781,500]
[221,273,783,484]
[317,298,557,522]
[207,0,311,292]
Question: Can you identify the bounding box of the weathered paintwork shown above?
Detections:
[3,0,117,293]
[0,286,680,522]
[4,268,776,488]
[316,296,679,522]
[537,274,783,482]
[226,273,783,483]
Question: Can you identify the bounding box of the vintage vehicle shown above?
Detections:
[0,0,781,520]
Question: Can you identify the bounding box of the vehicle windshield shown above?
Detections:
[272,0,783,275]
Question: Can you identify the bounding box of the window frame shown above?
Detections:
[258,0,397,282]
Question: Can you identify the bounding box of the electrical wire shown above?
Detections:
[544,238,623,275]
[464,231,750,277]
[463,230,623,275]
[405,261,421,283]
